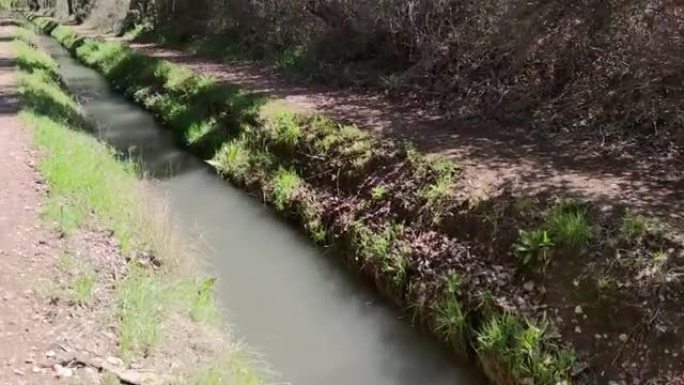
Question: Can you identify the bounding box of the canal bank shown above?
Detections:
[30,19,487,385]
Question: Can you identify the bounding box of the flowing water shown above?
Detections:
[38,34,486,385]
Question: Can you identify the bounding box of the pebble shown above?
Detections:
[31,366,41,374]
[575,305,583,314]
[13,369,25,376]
[575,326,582,334]
[523,281,535,292]
[619,333,629,342]
[106,356,123,367]
[53,364,73,378]
[45,350,56,358]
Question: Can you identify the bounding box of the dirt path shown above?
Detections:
[72,24,683,238]
[0,18,64,384]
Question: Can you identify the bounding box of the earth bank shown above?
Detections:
[26,12,684,385]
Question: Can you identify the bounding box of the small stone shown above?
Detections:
[600,205,614,213]
[575,305,583,314]
[594,334,602,339]
[31,366,41,374]
[45,350,56,358]
[13,369,25,376]
[53,364,73,378]
[523,281,535,292]
[618,333,628,342]
[575,326,582,334]
[106,356,123,367]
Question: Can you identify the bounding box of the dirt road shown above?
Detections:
[0,18,65,384]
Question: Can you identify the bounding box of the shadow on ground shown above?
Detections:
[69,23,684,235]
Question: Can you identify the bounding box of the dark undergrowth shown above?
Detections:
[26,13,684,385]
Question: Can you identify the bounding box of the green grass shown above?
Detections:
[14,26,266,383]
[352,223,394,263]
[547,201,594,251]
[370,185,388,201]
[116,266,169,356]
[620,212,649,241]
[213,139,251,182]
[72,271,97,305]
[270,108,302,150]
[271,168,301,210]
[476,314,574,384]
[434,295,468,348]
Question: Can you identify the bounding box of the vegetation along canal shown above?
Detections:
[36,32,487,385]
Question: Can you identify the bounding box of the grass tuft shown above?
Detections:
[477,314,574,384]
[434,295,468,348]
[547,201,594,251]
[117,266,169,356]
[620,212,649,242]
[270,168,301,210]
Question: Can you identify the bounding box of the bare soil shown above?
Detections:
[71,23,683,242]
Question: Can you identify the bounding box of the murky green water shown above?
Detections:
[38,34,486,385]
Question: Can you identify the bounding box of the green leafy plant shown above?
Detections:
[370,185,388,201]
[477,314,574,383]
[515,229,554,269]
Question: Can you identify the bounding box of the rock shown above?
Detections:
[523,281,535,292]
[600,205,614,213]
[31,366,41,374]
[575,305,583,314]
[619,333,629,342]
[13,369,25,376]
[45,350,56,358]
[106,356,124,367]
[575,326,582,334]
[53,364,73,378]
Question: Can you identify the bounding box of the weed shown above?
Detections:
[271,168,301,210]
[352,223,395,263]
[58,251,74,271]
[512,197,538,217]
[299,200,327,244]
[434,295,468,348]
[189,364,228,385]
[380,243,410,289]
[72,271,97,305]
[214,139,251,182]
[477,314,574,383]
[444,272,463,295]
[183,277,218,324]
[270,107,301,150]
[547,201,594,250]
[620,213,649,242]
[419,172,454,202]
[370,185,388,201]
[101,372,120,385]
[514,229,554,269]
[117,266,169,356]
